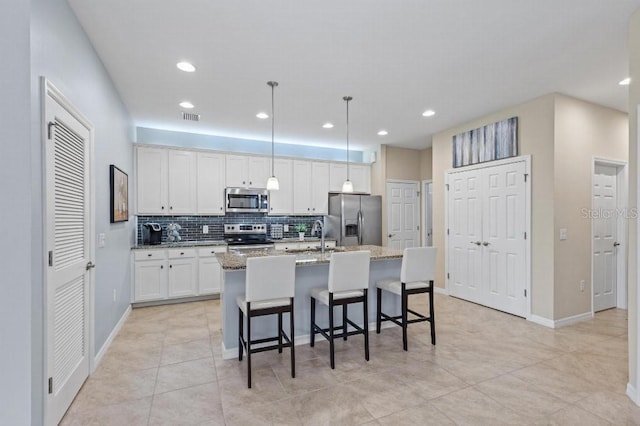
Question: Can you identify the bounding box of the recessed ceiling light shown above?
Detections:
[176,62,196,72]
[619,78,631,86]
[179,101,194,109]
[322,122,334,129]
[422,109,436,117]
[256,112,269,119]
[377,130,388,136]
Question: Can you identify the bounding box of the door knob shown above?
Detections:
[482,242,490,246]
[614,242,621,247]
[86,261,96,270]
[471,241,481,246]
[388,234,393,238]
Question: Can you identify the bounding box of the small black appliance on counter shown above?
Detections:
[143,223,162,245]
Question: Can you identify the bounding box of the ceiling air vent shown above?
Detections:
[182,112,200,122]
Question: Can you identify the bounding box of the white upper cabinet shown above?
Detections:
[196,152,225,215]
[137,147,168,214]
[294,160,330,215]
[268,158,293,215]
[225,154,270,188]
[329,162,370,194]
[350,164,371,194]
[167,150,196,214]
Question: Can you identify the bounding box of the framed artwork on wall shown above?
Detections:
[453,117,518,168]
[110,164,129,223]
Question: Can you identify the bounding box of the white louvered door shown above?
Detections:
[45,83,92,426]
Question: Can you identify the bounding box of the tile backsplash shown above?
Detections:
[137,214,325,244]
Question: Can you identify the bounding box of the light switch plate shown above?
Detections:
[98,233,106,248]
[203,225,209,234]
[284,224,289,232]
[559,228,567,240]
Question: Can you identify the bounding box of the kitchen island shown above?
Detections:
[216,245,404,359]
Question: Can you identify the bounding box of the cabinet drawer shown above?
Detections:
[134,250,167,261]
[198,246,227,257]
[168,249,196,259]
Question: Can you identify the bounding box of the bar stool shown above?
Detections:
[310,250,371,369]
[237,255,296,388]
[376,247,437,350]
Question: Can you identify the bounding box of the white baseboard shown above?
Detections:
[93,305,131,371]
[554,311,593,328]
[221,321,395,360]
[529,315,555,328]
[628,383,640,406]
[434,286,449,296]
[529,311,593,329]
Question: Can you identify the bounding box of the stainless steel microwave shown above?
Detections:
[225,188,269,213]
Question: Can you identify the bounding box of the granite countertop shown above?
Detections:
[217,245,403,270]
[132,240,227,250]
[271,237,336,243]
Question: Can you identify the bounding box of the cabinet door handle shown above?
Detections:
[211,251,215,254]
[312,208,315,211]
[180,252,184,255]
[170,206,173,210]
[170,265,173,268]
[160,265,163,269]
[161,206,165,210]
[482,242,490,246]
[148,253,152,257]
[220,207,223,211]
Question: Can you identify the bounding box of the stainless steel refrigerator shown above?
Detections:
[325,193,382,246]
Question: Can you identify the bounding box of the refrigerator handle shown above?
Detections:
[357,210,363,245]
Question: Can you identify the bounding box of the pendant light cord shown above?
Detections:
[344,96,352,181]
[271,82,275,177]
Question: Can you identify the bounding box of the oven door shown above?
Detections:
[225,188,269,213]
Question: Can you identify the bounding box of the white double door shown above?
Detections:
[448,160,528,317]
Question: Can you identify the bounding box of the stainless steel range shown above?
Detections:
[223,224,274,251]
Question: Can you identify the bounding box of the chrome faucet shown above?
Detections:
[313,219,325,255]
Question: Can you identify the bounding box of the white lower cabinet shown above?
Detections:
[133,246,224,303]
[168,249,197,298]
[198,247,226,295]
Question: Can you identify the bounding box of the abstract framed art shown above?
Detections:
[453,117,518,168]
[110,164,129,223]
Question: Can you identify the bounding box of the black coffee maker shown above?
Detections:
[143,223,162,245]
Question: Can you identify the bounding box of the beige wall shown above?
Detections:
[386,146,422,181]
[628,7,640,399]
[432,94,557,319]
[553,96,628,319]
[420,148,433,180]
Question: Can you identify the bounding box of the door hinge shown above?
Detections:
[447,228,449,235]
[47,122,56,140]
[445,183,450,191]
[447,273,450,279]
[524,289,527,297]
[48,251,53,267]
[524,232,527,240]
[48,377,53,394]
[417,225,420,230]
[524,173,528,182]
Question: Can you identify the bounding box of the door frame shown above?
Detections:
[444,155,532,319]
[591,156,628,312]
[385,179,420,247]
[421,180,433,246]
[42,78,96,424]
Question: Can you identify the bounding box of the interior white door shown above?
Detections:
[424,182,433,246]
[447,160,528,317]
[45,87,92,426]
[593,165,618,311]
[386,182,419,249]
[448,170,483,304]
[482,162,527,316]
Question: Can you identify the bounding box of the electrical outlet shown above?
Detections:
[284,224,289,232]
[113,288,117,302]
[579,280,585,292]
[203,225,209,234]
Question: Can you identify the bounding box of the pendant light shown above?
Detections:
[266,81,280,190]
[342,96,354,193]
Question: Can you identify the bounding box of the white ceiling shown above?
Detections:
[68,0,640,151]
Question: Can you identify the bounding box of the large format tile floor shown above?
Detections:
[62,294,638,425]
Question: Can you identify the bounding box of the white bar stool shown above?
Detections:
[309,250,371,369]
[237,255,296,388]
[376,247,437,350]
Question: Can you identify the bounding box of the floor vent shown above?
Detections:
[182,112,201,122]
